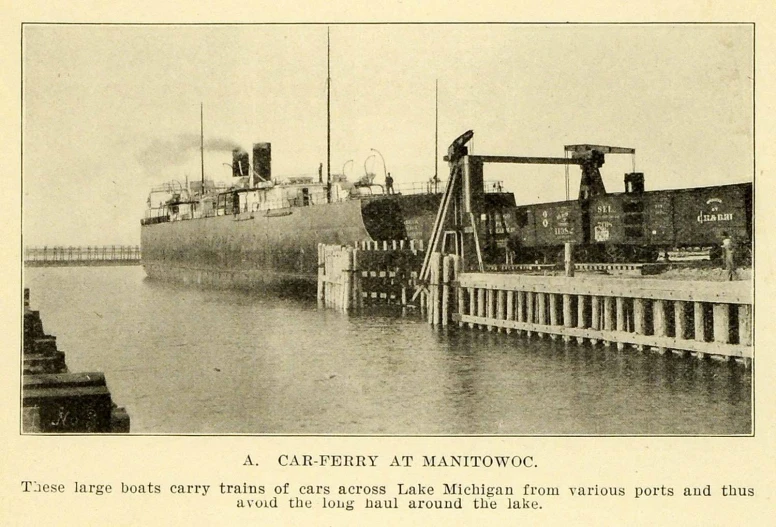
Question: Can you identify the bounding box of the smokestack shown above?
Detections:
[232,149,250,178]
[252,143,271,186]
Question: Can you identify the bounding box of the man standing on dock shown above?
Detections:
[721,231,737,281]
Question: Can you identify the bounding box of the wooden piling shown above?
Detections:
[486,288,496,331]
[506,290,515,334]
[352,248,361,309]
[441,255,452,327]
[615,297,625,350]
[562,294,572,342]
[713,303,730,344]
[549,293,559,340]
[497,290,506,333]
[428,252,441,325]
[590,295,600,345]
[477,288,486,329]
[342,247,353,311]
[603,297,614,347]
[453,256,464,326]
[468,287,476,329]
[738,305,752,346]
[316,243,324,303]
[694,302,706,342]
[564,242,574,277]
[652,299,666,353]
[674,301,687,340]
[633,298,645,350]
[576,294,586,344]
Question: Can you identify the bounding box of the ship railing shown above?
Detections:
[388,180,506,195]
[145,178,510,222]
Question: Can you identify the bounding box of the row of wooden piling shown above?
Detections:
[318,245,753,365]
[442,256,752,365]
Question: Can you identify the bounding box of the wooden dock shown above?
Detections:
[453,269,752,363]
[317,246,753,365]
[24,245,141,267]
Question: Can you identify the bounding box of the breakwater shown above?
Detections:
[22,288,130,433]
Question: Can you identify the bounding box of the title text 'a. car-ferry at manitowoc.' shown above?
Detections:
[139,142,516,294]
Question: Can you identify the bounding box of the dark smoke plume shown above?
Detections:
[136,134,241,173]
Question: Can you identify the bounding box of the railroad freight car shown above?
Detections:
[507,180,752,264]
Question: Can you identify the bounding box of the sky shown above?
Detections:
[22,23,753,246]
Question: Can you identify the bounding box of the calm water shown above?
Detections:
[23,266,752,435]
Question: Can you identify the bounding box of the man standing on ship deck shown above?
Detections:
[385,172,394,195]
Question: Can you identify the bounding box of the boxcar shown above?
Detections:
[506,181,752,264]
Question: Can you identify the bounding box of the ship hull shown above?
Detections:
[141,198,406,295]
[140,192,516,295]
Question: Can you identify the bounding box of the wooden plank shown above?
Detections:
[457,314,752,358]
[457,272,751,305]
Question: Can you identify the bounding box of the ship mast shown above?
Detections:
[200,102,205,194]
[326,27,331,203]
[434,79,439,193]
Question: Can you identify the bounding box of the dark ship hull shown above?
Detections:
[140,192,516,295]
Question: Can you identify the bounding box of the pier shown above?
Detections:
[22,288,130,433]
[317,247,752,365]
[24,245,141,267]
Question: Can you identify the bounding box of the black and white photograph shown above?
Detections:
[20,23,754,436]
[6,3,776,524]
